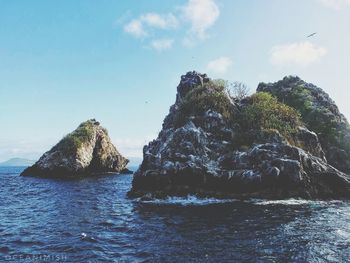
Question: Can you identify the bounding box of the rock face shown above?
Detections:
[129,72,350,199]
[257,76,350,174]
[21,119,129,178]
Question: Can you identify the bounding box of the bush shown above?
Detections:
[55,121,95,153]
[241,92,301,140]
[305,108,340,145]
[266,85,313,116]
[266,85,348,151]
[174,80,235,127]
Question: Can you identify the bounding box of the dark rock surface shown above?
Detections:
[258,76,350,174]
[129,72,350,199]
[21,119,129,178]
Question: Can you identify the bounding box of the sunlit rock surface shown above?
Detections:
[21,119,129,178]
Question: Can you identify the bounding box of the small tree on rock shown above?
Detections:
[227,81,250,100]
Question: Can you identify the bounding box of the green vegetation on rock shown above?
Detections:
[171,74,349,157]
[55,120,96,153]
[260,81,349,152]
[264,85,313,116]
[173,79,302,148]
[241,92,302,141]
[174,80,235,127]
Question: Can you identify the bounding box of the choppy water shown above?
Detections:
[0,167,350,262]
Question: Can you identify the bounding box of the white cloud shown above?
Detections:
[124,12,178,38]
[150,38,174,51]
[319,0,350,10]
[270,41,327,67]
[140,13,178,29]
[123,0,220,47]
[124,19,147,38]
[182,0,220,40]
[207,57,232,74]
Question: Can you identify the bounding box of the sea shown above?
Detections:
[0,166,349,263]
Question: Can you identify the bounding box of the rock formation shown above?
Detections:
[21,119,130,178]
[129,71,350,199]
[257,76,350,174]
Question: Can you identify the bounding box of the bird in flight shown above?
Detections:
[307,32,317,38]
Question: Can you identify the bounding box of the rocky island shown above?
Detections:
[129,71,350,199]
[21,119,130,178]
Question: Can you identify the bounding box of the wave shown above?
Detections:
[136,195,238,206]
[136,196,346,207]
[248,198,344,206]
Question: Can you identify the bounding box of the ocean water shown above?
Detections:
[0,167,350,262]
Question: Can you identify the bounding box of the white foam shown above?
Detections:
[248,198,343,206]
[250,199,312,205]
[137,195,237,206]
[136,196,346,207]
[335,229,350,238]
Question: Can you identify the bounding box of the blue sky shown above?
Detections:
[0,0,350,162]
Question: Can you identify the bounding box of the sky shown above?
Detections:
[0,0,350,162]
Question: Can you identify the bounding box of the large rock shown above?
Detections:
[21,119,129,178]
[129,72,350,199]
[257,76,350,174]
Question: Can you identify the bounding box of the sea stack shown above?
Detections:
[21,119,130,178]
[129,71,350,199]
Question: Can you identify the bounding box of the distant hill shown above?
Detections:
[0,158,35,167]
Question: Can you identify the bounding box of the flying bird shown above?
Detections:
[307,32,317,38]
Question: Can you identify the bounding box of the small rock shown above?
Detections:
[21,120,129,178]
